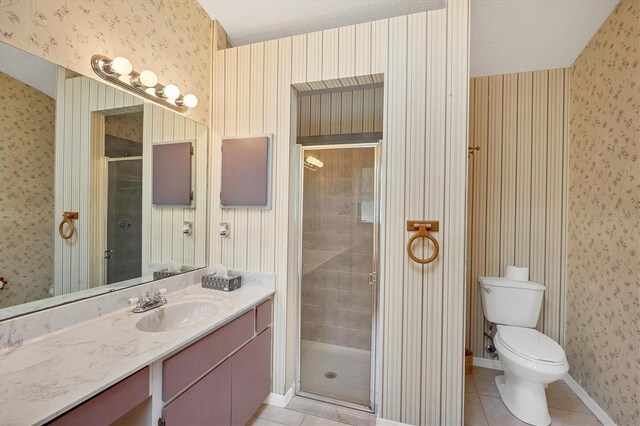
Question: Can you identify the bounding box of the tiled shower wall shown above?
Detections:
[301,148,374,351]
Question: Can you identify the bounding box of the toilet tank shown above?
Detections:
[478,277,545,327]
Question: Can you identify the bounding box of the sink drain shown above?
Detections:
[324,371,337,379]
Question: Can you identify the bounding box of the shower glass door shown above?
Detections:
[298,144,378,411]
[105,158,143,284]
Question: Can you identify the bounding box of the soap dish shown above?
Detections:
[202,273,242,292]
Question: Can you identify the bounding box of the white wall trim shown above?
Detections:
[264,385,294,408]
[563,374,616,426]
[472,356,503,370]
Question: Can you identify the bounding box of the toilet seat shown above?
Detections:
[496,326,566,365]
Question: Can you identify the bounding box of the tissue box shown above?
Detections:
[202,273,242,292]
[153,265,198,280]
[153,269,181,280]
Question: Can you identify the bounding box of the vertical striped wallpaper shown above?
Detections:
[142,103,209,270]
[297,87,384,137]
[55,72,143,295]
[209,2,469,424]
[54,73,207,295]
[466,68,570,359]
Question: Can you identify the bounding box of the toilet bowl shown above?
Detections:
[494,325,569,426]
[479,275,570,426]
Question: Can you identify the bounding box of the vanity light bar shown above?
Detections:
[91,54,198,113]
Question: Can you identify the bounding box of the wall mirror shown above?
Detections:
[0,41,209,320]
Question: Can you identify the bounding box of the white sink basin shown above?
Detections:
[135,301,219,332]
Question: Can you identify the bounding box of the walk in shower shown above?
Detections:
[297,144,379,410]
[106,155,142,284]
[103,112,143,284]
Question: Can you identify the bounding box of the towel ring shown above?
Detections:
[406,220,440,264]
[58,212,78,240]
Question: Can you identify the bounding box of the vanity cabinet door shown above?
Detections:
[255,299,272,333]
[163,309,254,401]
[48,367,149,426]
[163,358,232,426]
[231,328,272,426]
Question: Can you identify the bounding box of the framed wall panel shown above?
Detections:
[220,135,272,209]
[152,141,194,207]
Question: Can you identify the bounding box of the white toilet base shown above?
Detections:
[496,374,551,426]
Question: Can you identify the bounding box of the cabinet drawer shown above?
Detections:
[163,359,232,426]
[231,328,272,426]
[49,367,149,426]
[255,299,272,333]
[163,310,254,401]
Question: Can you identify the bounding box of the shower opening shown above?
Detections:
[102,111,143,285]
[105,156,142,284]
[297,143,380,412]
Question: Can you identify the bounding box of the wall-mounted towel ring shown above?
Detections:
[58,212,79,240]
[406,220,440,264]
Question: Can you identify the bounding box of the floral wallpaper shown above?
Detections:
[0,71,55,309]
[105,111,144,143]
[0,0,212,125]
[567,0,639,424]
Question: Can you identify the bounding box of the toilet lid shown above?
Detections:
[497,326,565,364]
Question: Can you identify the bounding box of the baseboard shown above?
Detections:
[563,374,616,426]
[472,356,503,370]
[376,418,411,425]
[264,385,295,408]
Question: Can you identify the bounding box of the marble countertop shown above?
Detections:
[0,284,275,426]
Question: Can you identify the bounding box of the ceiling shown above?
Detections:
[197,0,445,46]
[0,42,58,99]
[471,0,619,77]
[199,0,619,77]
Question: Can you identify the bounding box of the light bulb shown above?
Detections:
[132,70,158,88]
[182,94,198,108]
[110,57,132,75]
[162,84,180,100]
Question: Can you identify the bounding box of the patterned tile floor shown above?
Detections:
[248,367,602,426]
[465,367,601,426]
[248,396,376,426]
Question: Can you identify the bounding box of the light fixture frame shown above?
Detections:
[91,54,188,113]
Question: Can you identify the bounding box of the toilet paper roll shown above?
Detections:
[505,265,529,282]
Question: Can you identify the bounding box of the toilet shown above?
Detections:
[479,275,569,426]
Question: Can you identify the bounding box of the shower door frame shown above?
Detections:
[103,156,143,285]
[295,142,382,413]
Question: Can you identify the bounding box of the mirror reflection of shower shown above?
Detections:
[104,111,144,284]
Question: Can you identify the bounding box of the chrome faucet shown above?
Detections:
[129,288,167,313]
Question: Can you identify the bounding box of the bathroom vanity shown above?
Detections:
[0,270,275,426]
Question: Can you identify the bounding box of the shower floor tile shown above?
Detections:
[299,339,371,407]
